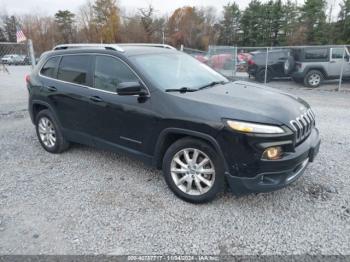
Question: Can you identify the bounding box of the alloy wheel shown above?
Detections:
[308,73,321,86]
[38,117,56,148]
[170,148,215,196]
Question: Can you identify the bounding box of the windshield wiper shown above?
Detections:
[197,81,228,90]
[165,87,198,93]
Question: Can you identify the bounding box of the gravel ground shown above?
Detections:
[0,66,350,255]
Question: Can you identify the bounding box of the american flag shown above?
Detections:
[16,26,27,43]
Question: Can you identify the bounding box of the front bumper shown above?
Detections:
[226,128,321,195]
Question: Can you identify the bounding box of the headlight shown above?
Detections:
[227,120,285,134]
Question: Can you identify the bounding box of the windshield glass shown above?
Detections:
[131,52,228,91]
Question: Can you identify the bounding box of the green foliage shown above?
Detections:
[4,16,18,42]
[55,10,75,43]
[0,27,7,42]
[337,0,350,43]
[93,0,121,42]
[300,0,327,44]
[218,2,240,45]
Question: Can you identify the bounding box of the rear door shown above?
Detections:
[329,48,350,77]
[41,54,94,135]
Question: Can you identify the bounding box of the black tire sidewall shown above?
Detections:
[256,69,271,83]
[35,110,67,153]
[162,138,225,203]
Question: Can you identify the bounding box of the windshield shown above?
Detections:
[131,52,228,91]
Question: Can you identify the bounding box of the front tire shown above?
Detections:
[304,70,323,87]
[162,138,225,203]
[35,109,70,153]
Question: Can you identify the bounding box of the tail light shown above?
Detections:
[296,62,302,69]
[248,59,255,65]
[25,74,30,84]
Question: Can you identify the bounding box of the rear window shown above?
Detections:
[57,55,92,86]
[304,48,328,60]
[40,56,60,78]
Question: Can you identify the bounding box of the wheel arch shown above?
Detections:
[153,128,228,171]
[304,66,328,79]
[31,100,61,126]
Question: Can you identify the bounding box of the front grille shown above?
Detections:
[290,109,315,144]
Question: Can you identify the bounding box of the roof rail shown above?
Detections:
[118,43,177,50]
[53,44,124,52]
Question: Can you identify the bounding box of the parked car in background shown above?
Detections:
[248,49,290,82]
[285,46,350,87]
[1,54,22,65]
[1,54,30,65]
[18,55,31,65]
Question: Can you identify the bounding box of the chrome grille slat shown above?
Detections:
[290,109,315,144]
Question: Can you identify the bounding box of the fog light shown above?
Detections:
[263,146,283,160]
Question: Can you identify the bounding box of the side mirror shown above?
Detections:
[116,82,147,96]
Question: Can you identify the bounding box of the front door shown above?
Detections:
[329,48,350,77]
[86,55,155,153]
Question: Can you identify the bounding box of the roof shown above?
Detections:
[52,43,177,56]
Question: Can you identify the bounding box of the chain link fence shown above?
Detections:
[0,41,35,74]
[184,45,350,91]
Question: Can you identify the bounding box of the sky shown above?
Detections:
[0,0,341,19]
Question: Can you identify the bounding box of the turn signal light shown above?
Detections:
[262,146,283,160]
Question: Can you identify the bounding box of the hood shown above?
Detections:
[166,81,310,127]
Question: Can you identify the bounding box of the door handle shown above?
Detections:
[89,96,103,103]
[329,60,336,63]
[46,86,57,92]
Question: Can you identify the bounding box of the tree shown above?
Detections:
[0,27,7,41]
[138,5,157,42]
[167,6,202,48]
[20,14,57,54]
[4,15,17,42]
[280,0,300,45]
[240,0,264,46]
[300,0,327,44]
[337,0,350,43]
[77,0,100,42]
[196,6,219,48]
[93,0,121,43]
[55,10,75,43]
[218,3,240,45]
[270,0,284,45]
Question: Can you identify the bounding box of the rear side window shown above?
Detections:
[57,55,92,86]
[40,57,60,78]
[94,55,139,92]
[304,48,328,60]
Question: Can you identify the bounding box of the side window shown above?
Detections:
[331,48,346,59]
[57,55,92,86]
[40,57,60,78]
[304,48,328,60]
[94,55,139,92]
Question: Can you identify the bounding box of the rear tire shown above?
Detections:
[162,137,225,203]
[35,109,70,153]
[304,70,323,88]
[256,69,272,83]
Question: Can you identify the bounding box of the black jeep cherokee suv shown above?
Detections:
[27,44,321,203]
